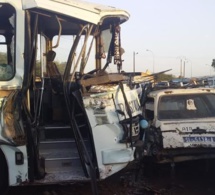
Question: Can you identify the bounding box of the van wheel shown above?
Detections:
[0,150,8,194]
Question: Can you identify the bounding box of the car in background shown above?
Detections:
[155,81,170,88]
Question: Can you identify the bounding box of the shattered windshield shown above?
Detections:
[158,93,215,120]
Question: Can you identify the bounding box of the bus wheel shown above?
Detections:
[0,150,8,194]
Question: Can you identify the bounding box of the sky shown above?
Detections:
[87,0,215,78]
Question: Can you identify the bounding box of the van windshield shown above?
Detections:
[158,93,215,120]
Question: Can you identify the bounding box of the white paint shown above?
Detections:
[0,145,28,186]
[21,0,129,24]
[145,88,215,162]
[84,84,140,179]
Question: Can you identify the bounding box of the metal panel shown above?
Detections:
[0,145,28,186]
[102,148,134,164]
[21,0,129,24]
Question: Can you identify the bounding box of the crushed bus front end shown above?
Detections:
[0,0,143,193]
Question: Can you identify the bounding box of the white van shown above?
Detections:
[142,87,215,163]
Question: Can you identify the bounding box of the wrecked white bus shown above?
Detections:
[0,0,145,194]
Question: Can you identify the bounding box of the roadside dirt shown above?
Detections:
[5,159,215,195]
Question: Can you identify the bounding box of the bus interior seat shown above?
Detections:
[46,50,63,94]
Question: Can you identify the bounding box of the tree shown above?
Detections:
[156,73,175,82]
[0,52,7,64]
[212,59,215,69]
[55,61,66,75]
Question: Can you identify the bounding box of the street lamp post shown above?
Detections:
[177,56,185,78]
[183,59,186,78]
[146,49,154,73]
[186,59,192,78]
[133,51,138,73]
[180,58,183,77]
[183,58,192,78]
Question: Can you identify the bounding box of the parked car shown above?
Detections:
[155,81,170,88]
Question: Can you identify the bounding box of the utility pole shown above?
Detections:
[133,51,138,73]
[146,49,155,73]
[180,59,182,77]
[183,60,186,78]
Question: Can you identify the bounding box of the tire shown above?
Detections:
[0,150,8,195]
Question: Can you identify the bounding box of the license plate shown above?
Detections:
[183,136,215,143]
